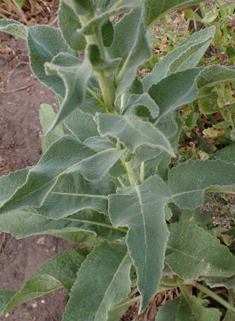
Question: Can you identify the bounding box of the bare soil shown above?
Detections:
[0,31,78,321]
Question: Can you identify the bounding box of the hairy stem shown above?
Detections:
[174,276,201,321]
[125,157,139,186]
[79,13,116,112]
[195,283,235,314]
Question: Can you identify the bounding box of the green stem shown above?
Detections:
[140,162,145,183]
[195,283,235,314]
[207,114,218,124]
[174,276,201,321]
[63,217,128,233]
[125,157,139,187]
[79,14,116,113]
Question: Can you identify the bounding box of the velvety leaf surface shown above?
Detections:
[149,68,201,119]
[0,136,124,214]
[36,173,115,218]
[155,296,180,321]
[45,54,93,130]
[0,168,28,207]
[107,297,138,321]
[123,93,159,118]
[166,221,235,279]
[143,27,215,91]
[176,295,221,321]
[40,104,66,153]
[168,159,235,209]
[3,275,62,314]
[62,241,132,321]
[109,175,171,311]
[144,0,203,28]
[64,109,99,141]
[0,291,15,316]
[97,114,175,156]
[31,248,89,291]
[81,0,143,35]
[58,0,86,51]
[27,25,73,95]
[197,65,235,89]
[0,19,27,39]
[201,275,235,289]
[108,9,152,100]
[0,208,126,245]
[210,143,235,162]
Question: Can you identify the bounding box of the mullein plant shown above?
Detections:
[1,1,235,320]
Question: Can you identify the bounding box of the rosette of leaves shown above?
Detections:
[1,1,235,320]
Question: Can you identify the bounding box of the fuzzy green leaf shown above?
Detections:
[197,65,235,89]
[108,9,152,101]
[109,175,171,311]
[58,0,86,51]
[0,208,126,245]
[0,19,27,39]
[2,275,62,314]
[123,93,159,118]
[143,27,215,91]
[0,136,124,214]
[0,291,16,316]
[31,248,89,291]
[144,0,203,28]
[211,143,235,162]
[101,19,114,47]
[176,295,221,321]
[87,44,121,71]
[80,0,143,35]
[27,25,74,95]
[97,114,175,157]
[166,221,235,279]
[0,168,28,207]
[149,68,201,120]
[168,160,235,209]
[45,53,93,130]
[62,242,132,321]
[155,297,180,321]
[40,104,66,153]
[36,173,115,218]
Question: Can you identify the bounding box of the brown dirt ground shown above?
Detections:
[0,31,79,321]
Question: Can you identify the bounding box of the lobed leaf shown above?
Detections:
[62,241,132,321]
[109,175,171,311]
[168,159,235,209]
[166,221,235,280]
